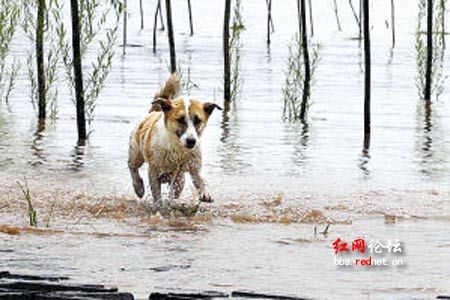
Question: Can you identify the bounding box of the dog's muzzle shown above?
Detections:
[185,137,196,149]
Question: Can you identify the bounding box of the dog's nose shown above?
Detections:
[185,137,196,149]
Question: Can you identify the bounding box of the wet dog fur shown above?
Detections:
[128,73,221,206]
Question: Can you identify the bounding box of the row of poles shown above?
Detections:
[33,0,437,149]
[146,0,436,152]
[35,0,86,144]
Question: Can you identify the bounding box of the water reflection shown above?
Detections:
[415,102,435,177]
[358,148,371,177]
[218,102,250,174]
[69,142,86,171]
[30,119,46,167]
[0,112,13,167]
[357,47,363,73]
[417,102,433,176]
[284,121,309,167]
[386,47,394,67]
[414,100,450,180]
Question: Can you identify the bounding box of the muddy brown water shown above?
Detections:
[1,1,450,299]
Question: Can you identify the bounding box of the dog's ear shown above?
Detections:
[152,98,172,112]
[203,102,223,115]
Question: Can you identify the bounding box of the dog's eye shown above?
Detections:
[177,117,186,125]
[193,116,202,126]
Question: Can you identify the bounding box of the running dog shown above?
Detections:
[128,73,221,206]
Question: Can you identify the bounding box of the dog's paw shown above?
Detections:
[133,178,145,198]
[199,192,213,203]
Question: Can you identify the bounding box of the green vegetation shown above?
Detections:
[58,0,124,129]
[17,180,38,227]
[23,0,64,118]
[177,58,199,96]
[415,0,447,100]
[0,0,20,104]
[230,0,245,101]
[282,33,320,121]
[314,223,330,236]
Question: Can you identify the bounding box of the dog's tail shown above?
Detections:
[153,73,180,101]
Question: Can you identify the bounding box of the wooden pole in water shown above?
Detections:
[363,0,371,149]
[359,0,362,43]
[187,0,194,35]
[153,0,161,52]
[36,0,46,121]
[441,0,446,49]
[159,0,165,30]
[123,0,127,55]
[424,0,433,101]
[266,0,275,32]
[223,0,231,103]
[70,0,86,144]
[299,0,311,120]
[297,0,302,35]
[308,0,314,36]
[140,0,144,29]
[333,0,342,31]
[267,0,272,44]
[390,0,395,48]
[165,0,177,73]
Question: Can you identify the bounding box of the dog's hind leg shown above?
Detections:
[169,172,185,199]
[128,138,145,198]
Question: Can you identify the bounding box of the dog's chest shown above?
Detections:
[148,140,201,174]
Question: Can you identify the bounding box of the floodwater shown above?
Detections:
[1,0,450,299]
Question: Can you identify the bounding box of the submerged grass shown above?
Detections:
[230,208,332,225]
[16,180,37,227]
[314,223,330,236]
[177,58,199,96]
[0,179,354,231]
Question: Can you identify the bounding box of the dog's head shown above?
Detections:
[152,97,222,149]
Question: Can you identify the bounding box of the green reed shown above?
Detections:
[177,57,199,96]
[229,0,245,102]
[58,0,123,131]
[0,0,20,104]
[17,180,37,227]
[22,0,64,118]
[415,0,447,100]
[282,33,320,121]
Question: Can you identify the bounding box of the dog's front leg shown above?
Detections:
[149,170,163,206]
[190,168,212,203]
[169,172,185,200]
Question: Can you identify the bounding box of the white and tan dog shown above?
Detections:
[128,73,221,206]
